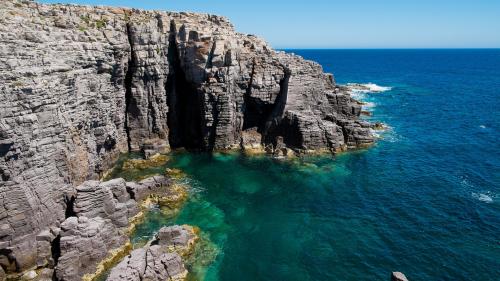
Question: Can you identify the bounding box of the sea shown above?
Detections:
[122,49,500,281]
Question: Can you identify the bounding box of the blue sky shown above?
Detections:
[40,0,500,49]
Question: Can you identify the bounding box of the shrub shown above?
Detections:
[95,19,108,29]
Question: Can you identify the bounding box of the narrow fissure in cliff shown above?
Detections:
[64,195,76,218]
[166,23,203,150]
[262,68,291,145]
[51,235,61,281]
[147,86,158,135]
[124,23,135,152]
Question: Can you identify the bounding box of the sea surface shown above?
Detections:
[126,49,500,281]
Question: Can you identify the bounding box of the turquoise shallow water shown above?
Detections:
[130,49,500,281]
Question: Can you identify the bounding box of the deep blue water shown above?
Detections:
[130,49,500,281]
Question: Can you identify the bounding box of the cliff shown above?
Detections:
[0,0,374,277]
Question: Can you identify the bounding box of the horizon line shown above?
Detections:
[277,47,500,50]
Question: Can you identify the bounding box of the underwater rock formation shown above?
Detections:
[0,0,375,277]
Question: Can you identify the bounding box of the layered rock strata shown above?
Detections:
[0,174,177,280]
[55,176,172,281]
[0,0,375,277]
[107,225,197,281]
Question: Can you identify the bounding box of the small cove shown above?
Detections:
[105,49,500,281]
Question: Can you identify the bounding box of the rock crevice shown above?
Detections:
[124,22,135,152]
[0,0,377,277]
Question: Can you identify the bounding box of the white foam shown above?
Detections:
[478,194,493,203]
[363,83,392,92]
[479,125,486,129]
[349,91,366,101]
[346,83,392,94]
[362,101,376,109]
[369,129,381,139]
[473,193,494,203]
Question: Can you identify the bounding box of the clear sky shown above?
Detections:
[39,0,500,49]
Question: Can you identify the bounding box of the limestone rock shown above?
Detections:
[106,225,196,281]
[53,175,172,281]
[73,179,137,227]
[127,175,172,202]
[144,246,186,281]
[106,248,147,281]
[156,225,197,256]
[107,247,186,281]
[56,216,127,281]
[0,0,375,274]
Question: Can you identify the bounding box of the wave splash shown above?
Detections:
[345,83,393,94]
[472,192,494,203]
[342,82,392,108]
[461,177,495,204]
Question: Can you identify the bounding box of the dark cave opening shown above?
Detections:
[51,235,61,281]
[242,97,275,132]
[243,69,291,147]
[242,62,275,132]
[0,168,9,181]
[166,27,203,150]
[64,195,76,218]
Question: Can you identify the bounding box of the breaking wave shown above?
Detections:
[472,192,494,203]
[345,83,393,94]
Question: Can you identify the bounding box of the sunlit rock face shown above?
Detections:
[0,0,373,276]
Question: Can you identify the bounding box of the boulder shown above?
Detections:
[106,225,197,281]
[55,216,127,281]
[0,0,374,274]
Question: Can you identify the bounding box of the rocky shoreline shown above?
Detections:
[2,171,191,281]
[0,0,380,279]
[107,225,198,281]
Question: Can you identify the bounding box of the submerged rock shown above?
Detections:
[122,154,170,171]
[0,0,375,275]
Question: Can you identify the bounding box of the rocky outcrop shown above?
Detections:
[107,225,197,281]
[56,216,127,281]
[71,176,171,226]
[53,175,176,281]
[0,0,375,276]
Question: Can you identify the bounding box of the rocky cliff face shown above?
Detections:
[0,0,374,276]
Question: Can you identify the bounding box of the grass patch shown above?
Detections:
[95,19,108,29]
[80,15,90,25]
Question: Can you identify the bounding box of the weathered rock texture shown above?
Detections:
[107,225,197,281]
[0,0,374,276]
[56,216,126,281]
[55,176,172,281]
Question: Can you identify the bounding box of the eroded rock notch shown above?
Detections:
[0,0,376,278]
